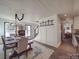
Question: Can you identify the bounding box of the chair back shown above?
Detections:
[75,36,79,44]
[1,36,6,59]
[1,36,6,47]
[15,37,28,54]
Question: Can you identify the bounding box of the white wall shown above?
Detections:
[73,0,79,14]
[0,22,4,36]
[74,16,79,29]
[0,18,9,36]
[34,15,61,48]
[73,0,79,30]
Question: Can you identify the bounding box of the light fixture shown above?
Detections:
[64,14,67,17]
[15,13,24,21]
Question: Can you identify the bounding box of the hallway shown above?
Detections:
[49,39,76,59]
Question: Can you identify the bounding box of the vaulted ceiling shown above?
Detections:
[0,0,78,22]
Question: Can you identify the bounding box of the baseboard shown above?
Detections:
[34,40,61,48]
[55,41,61,48]
[34,40,57,50]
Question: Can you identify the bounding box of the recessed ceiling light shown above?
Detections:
[64,14,67,16]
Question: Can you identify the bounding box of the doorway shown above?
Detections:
[61,18,73,44]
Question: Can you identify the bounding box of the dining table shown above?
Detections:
[3,37,33,59]
[5,37,33,50]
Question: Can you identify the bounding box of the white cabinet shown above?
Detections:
[40,27,46,44]
[46,26,57,46]
[39,26,58,47]
[34,15,61,47]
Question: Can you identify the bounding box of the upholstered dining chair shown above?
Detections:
[1,36,6,59]
[1,36,17,49]
[75,36,79,53]
[1,36,17,59]
[9,36,28,59]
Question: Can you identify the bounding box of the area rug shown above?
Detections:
[32,46,42,59]
[27,46,42,59]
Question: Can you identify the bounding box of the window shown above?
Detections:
[5,22,15,37]
[27,26,31,36]
[25,26,31,37]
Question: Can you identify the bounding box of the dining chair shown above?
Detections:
[1,36,17,59]
[1,36,17,49]
[75,36,79,53]
[9,37,28,59]
[1,36,6,59]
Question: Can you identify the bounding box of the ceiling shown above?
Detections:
[0,0,78,22]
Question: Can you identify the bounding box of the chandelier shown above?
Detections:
[15,13,24,21]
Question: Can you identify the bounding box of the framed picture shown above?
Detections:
[47,20,50,25]
[51,20,54,25]
[40,23,42,27]
[49,20,51,25]
[42,21,44,26]
[43,21,45,26]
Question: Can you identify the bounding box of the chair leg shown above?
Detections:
[25,51,28,58]
[18,56,19,59]
[9,55,13,59]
